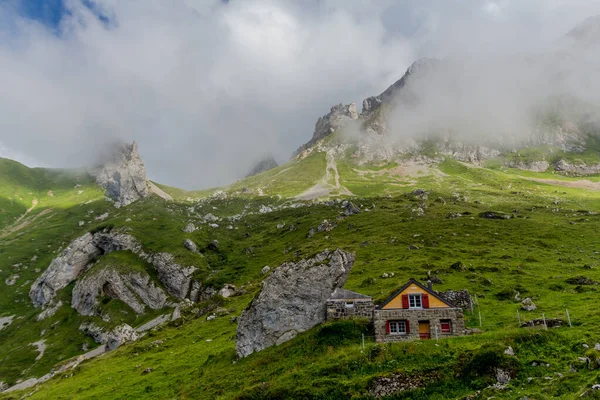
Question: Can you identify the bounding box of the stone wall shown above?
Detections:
[373,308,465,343]
[326,299,374,320]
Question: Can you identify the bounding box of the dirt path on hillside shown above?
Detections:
[0,206,53,239]
[295,151,354,200]
[521,177,600,190]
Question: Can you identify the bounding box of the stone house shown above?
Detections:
[327,279,466,343]
[326,288,374,320]
[373,279,465,343]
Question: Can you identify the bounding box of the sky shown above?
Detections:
[1,0,600,189]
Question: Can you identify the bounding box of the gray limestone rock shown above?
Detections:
[218,284,237,298]
[91,141,150,207]
[294,103,358,156]
[343,201,361,216]
[504,160,550,172]
[236,249,355,357]
[182,223,197,233]
[554,159,600,176]
[184,239,199,253]
[151,253,196,299]
[29,232,140,307]
[29,233,101,307]
[79,322,139,350]
[72,269,167,316]
[521,297,537,311]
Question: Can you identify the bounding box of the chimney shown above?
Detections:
[427,280,433,291]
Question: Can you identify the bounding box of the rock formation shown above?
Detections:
[245,155,279,177]
[361,58,440,120]
[236,249,355,358]
[91,141,150,207]
[294,103,359,156]
[29,232,140,307]
[72,269,167,316]
[150,253,196,299]
[30,230,199,314]
[79,322,139,350]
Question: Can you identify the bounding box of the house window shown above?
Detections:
[345,302,355,308]
[409,294,422,309]
[389,320,407,335]
[441,319,452,333]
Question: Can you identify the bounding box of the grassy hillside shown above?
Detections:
[3,154,600,398]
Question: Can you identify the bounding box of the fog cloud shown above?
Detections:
[1,1,600,188]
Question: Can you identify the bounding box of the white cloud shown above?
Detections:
[1,0,600,188]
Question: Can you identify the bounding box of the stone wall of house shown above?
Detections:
[373,308,465,343]
[326,300,375,320]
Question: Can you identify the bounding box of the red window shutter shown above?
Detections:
[405,320,410,333]
[386,321,390,334]
[422,294,430,308]
[401,294,409,309]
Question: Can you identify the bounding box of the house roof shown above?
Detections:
[377,278,457,309]
[329,288,372,300]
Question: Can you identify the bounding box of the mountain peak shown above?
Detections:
[91,141,150,207]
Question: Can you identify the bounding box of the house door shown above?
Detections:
[418,321,430,339]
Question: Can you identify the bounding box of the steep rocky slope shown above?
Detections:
[91,141,150,207]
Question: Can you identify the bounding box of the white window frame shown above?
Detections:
[389,320,407,335]
[408,294,422,309]
[345,301,355,309]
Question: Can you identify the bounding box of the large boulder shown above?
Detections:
[236,249,355,358]
[91,141,150,207]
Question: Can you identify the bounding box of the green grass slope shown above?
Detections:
[3,154,600,398]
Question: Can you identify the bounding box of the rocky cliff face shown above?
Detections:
[294,103,359,156]
[29,231,140,307]
[236,249,355,358]
[361,57,440,121]
[91,142,150,207]
[294,54,593,165]
[30,230,199,317]
[29,233,101,307]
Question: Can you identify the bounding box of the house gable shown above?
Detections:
[381,279,453,310]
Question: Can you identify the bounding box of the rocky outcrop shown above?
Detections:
[79,322,139,350]
[29,232,140,307]
[294,104,358,156]
[236,249,355,358]
[554,159,600,176]
[91,141,150,207]
[150,253,196,299]
[361,58,440,120]
[29,233,102,307]
[31,230,198,313]
[437,142,501,164]
[505,160,550,172]
[72,270,167,316]
[245,156,278,177]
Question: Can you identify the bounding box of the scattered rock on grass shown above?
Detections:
[521,298,537,311]
[182,223,197,233]
[184,239,199,253]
